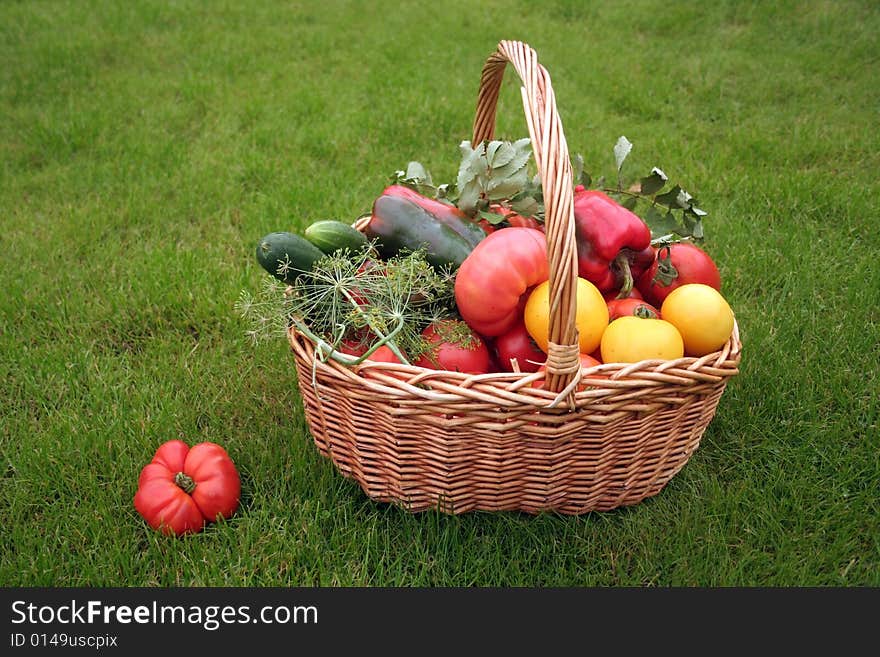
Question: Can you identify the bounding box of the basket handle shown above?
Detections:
[473,40,580,401]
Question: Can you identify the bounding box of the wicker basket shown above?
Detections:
[287,40,742,515]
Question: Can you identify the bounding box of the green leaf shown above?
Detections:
[645,206,680,240]
[487,168,529,199]
[458,140,485,174]
[572,153,583,174]
[471,141,488,165]
[510,195,540,218]
[477,210,507,225]
[513,137,531,152]
[498,143,532,176]
[572,153,584,181]
[639,167,668,195]
[571,153,593,188]
[456,179,482,216]
[486,140,515,168]
[453,137,537,215]
[405,161,431,184]
[654,185,683,209]
[621,195,638,211]
[614,136,633,172]
[456,141,483,193]
[675,187,694,209]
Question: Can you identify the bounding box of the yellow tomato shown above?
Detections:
[660,283,735,356]
[524,278,608,354]
[600,316,684,363]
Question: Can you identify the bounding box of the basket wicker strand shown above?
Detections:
[288,40,742,515]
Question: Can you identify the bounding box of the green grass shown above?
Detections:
[1,0,878,587]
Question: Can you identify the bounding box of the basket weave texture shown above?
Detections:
[287,40,742,515]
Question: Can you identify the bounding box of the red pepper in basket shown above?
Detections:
[573,188,654,297]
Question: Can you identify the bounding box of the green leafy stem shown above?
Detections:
[392,135,710,243]
[575,136,709,244]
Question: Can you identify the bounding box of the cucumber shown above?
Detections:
[255,231,325,284]
[304,220,368,254]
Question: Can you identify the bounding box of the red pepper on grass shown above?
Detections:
[573,189,654,297]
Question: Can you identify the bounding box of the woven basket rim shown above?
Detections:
[287,319,741,410]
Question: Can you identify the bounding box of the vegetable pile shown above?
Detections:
[240,137,735,379]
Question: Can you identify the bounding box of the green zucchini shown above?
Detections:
[255,231,325,284]
[303,220,368,254]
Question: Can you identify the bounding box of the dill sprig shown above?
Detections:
[235,276,292,345]
[237,243,457,366]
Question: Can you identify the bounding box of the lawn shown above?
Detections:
[1,0,878,586]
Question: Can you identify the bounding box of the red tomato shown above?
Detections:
[636,243,722,308]
[338,337,405,383]
[414,320,491,374]
[577,353,602,369]
[606,298,660,322]
[338,335,403,364]
[487,203,544,231]
[356,258,384,275]
[338,336,370,357]
[494,321,546,373]
[357,344,406,381]
[365,345,402,363]
[533,353,603,390]
[505,214,543,231]
[134,440,241,536]
[454,228,549,336]
[603,286,643,302]
[477,218,498,234]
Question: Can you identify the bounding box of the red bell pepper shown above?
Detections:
[573,188,654,297]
